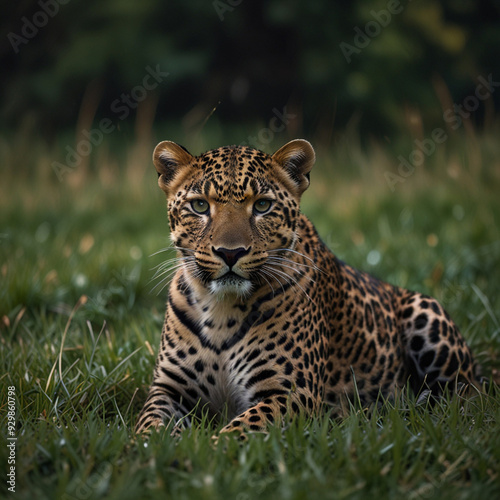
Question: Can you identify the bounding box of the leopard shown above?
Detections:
[135,138,479,438]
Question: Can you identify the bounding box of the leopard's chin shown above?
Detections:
[208,271,253,299]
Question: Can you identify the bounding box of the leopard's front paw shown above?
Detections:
[135,417,165,435]
[211,425,249,447]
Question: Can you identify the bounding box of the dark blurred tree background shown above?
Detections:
[1,0,500,149]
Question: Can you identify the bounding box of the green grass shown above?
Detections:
[1,131,500,499]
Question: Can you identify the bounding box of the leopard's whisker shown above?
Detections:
[256,270,276,296]
[261,265,292,296]
[263,264,313,303]
[152,265,199,296]
[174,246,197,253]
[265,258,317,283]
[268,248,325,273]
[259,267,284,295]
[150,257,195,277]
[150,265,190,285]
[151,256,194,273]
[149,260,198,294]
[266,255,321,273]
[149,246,177,257]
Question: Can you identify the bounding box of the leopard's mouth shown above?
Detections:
[208,271,253,298]
[215,270,251,288]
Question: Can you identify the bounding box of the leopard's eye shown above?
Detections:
[253,199,273,214]
[191,199,210,214]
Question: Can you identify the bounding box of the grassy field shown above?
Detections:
[1,129,499,499]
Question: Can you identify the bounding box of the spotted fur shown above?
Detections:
[135,139,479,437]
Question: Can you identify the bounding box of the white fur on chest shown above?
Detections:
[206,364,250,419]
[193,295,252,419]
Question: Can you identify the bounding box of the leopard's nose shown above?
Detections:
[212,246,251,268]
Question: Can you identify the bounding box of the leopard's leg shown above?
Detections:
[135,382,192,434]
[219,399,284,438]
[214,393,309,442]
[398,291,479,395]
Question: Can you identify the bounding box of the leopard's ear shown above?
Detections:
[153,141,194,194]
[272,139,315,195]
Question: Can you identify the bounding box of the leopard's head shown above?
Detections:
[153,139,315,299]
